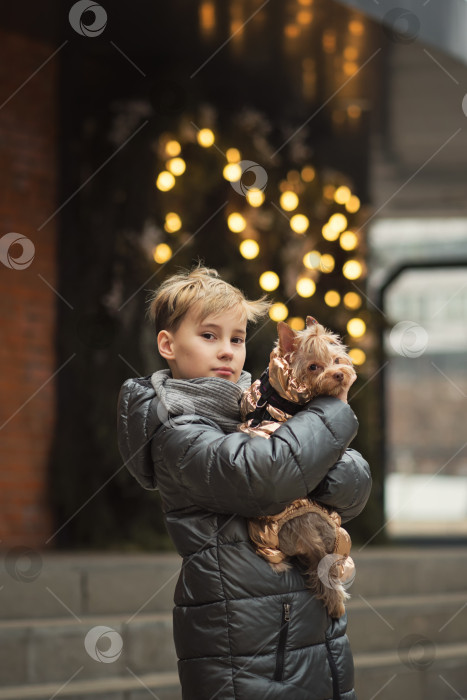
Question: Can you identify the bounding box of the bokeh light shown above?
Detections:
[197,128,215,147]
[259,271,280,291]
[223,163,242,182]
[319,254,335,273]
[164,212,182,233]
[343,292,362,310]
[296,277,316,297]
[347,318,366,338]
[239,239,259,259]
[343,259,363,280]
[156,171,176,191]
[153,243,172,263]
[165,140,181,157]
[303,250,321,269]
[227,213,246,232]
[280,191,299,211]
[246,189,265,207]
[269,303,289,322]
[166,157,186,176]
[340,230,358,251]
[348,348,366,365]
[324,290,341,307]
[290,214,309,234]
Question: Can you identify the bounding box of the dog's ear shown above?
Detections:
[277,321,297,355]
[306,316,319,328]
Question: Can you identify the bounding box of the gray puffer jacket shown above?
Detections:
[117,375,372,700]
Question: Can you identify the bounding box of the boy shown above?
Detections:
[117,264,371,700]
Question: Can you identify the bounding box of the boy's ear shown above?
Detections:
[157,330,175,360]
[277,321,297,356]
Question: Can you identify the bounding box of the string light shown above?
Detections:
[303,250,321,269]
[164,212,182,233]
[343,259,363,280]
[197,128,215,147]
[344,292,362,310]
[323,184,336,200]
[226,148,241,162]
[223,163,242,182]
[260,271,280,291]
[165,140,181,157]
[324,290,341,307]
[269,303,289,322]
[153,243,172,263]
[345,195,360,213]
[288,317,305,330]
[328,213,348,233]
[246,189,265,207]
[322,223,340,241]
[334,186,352,204]
[156,171,176,191]
[280,191,299,211]
[296,277,316,297]
[319,254,335,273]
[290,214,309,234]
[348,348,366,365]
[239,239,259,259]
[340,230,358,251]
[166,157,186,176]
[301,166,315,182]
[347,318,366,338]
[227,213,246,232]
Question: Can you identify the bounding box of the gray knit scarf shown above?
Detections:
[150,369,253,433]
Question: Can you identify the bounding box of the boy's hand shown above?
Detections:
[335,370,357,403]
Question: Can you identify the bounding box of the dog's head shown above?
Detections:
[273,315,355,399]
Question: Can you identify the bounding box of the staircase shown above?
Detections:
[0,548,466,699]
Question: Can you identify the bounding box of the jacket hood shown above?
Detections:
[117,375,162,490]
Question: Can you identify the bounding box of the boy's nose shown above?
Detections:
[218,342,234,358]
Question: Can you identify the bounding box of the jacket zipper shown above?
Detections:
[274,602,291,681]
[325,639,341,699]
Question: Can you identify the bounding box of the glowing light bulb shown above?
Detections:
[197,128,215,147]
[153,243,172,263]
[301,166,315,182]
[343,260,363,280]
[290,214,309,234]
[156,171,176,191]
[227,213,246,233]
[246,189,265,207]
[166,157,186,176]
[239,239,259,259]
[325,290,341,307]
[328,213,348,233]
[343,292,362,310]
[322,223,340,241]
[334,186,352,204]
[319,254,335,273]
[226,148,241,162]
[288,317,305,330]
[164,212,182,233]
[303,250,321,269]
[165,140,181,157]
[340,231,358,251]
[345,195,360,213]
[269,303,289,322]
[259,271,280,291]
[296,277,316,298]
[223,163,242,182]
[280,191,299,211]
[348,348,366,365]
[347,318,366,338]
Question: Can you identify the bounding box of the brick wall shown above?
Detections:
[0,29,58,547]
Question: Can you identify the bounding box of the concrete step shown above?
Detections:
[354,642,467,700]
[0,612,177,687]
[2,548,467,620]
[0,672,182,700]
[2,592,466,687]
[347,591,467,653]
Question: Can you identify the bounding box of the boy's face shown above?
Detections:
[157,303,247,383]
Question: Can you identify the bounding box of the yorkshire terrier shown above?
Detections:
[238,316,357,618]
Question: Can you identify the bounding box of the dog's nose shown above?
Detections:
[334,372,344,381]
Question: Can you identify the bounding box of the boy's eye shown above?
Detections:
[201,332,215,340]
[233,337,245,344]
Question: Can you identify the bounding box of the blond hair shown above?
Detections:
[146,262,272,335]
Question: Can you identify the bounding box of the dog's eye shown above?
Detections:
[334,357,341,364]
[309,364,318,371]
